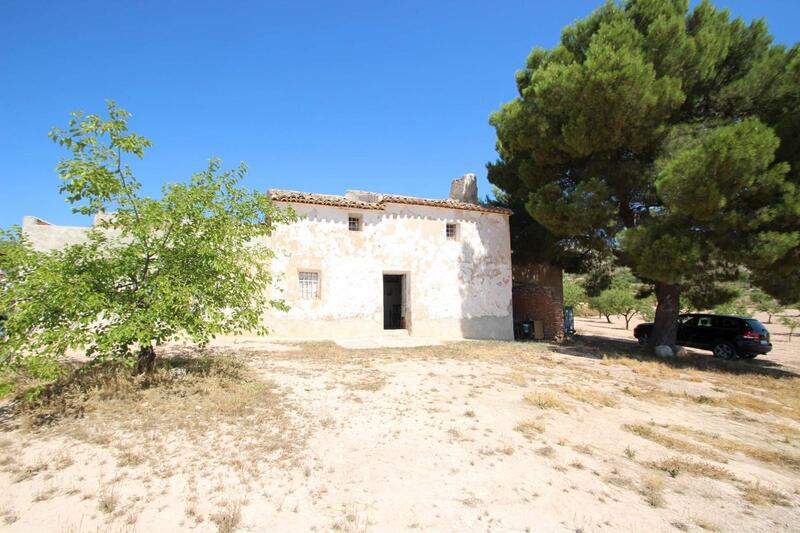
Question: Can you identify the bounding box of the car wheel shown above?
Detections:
[712,342,737,360]
[637,333,648,346]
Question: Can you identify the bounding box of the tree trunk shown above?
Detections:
[604,314,611,323]
[136,344,156,374]
[624,314,631,330]
[649,283,681,350]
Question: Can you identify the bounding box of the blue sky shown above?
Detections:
[1,0,797,228]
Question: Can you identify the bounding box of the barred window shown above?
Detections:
[446,223,458,240]
[348,215,362,231]
[298,271,319,299]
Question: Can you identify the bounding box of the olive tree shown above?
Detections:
[0,102,295,373]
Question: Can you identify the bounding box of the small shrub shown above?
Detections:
[98,485,119,514]
[640,476,665,507]
[514,419,545,437]
[524,392,569,412]
[211,500,242,533]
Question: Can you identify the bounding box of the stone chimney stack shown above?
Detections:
[449,173,479,204]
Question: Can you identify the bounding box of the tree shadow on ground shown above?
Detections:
[553,334,800,380]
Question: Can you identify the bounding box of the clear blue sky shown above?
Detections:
[1,0,797,228]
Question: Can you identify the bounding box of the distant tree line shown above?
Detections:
[564,269,799,336]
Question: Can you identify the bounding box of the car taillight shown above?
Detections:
[743,330,760,340]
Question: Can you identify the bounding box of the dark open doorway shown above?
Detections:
[383,274,405,329]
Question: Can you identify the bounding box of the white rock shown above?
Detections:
[654,345,674,358]
[673,346,688,357]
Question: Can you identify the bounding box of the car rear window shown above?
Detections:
[746,319,766,330]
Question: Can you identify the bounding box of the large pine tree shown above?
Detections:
[489,0,800,349]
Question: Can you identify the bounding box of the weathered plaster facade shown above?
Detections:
[20,181,514,341]
[262,197,514,339]
[21,216,91,252]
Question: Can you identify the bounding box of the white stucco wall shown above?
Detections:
[262,202,513,339]
[21,203,514,340]
[22,216,90,252]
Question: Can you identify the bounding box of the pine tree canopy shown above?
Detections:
[489,0,800,345]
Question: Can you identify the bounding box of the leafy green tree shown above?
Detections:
[588,271,652,328]
[589,288,632,324]
[749,288,783,323]
[489,0,800,348]
[0,102,295,373]
[780,316,799,341]
[563,276,587,309]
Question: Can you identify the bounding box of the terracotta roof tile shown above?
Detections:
[267,189,512,215]
[268,189,384,210]
[380,195,512,215]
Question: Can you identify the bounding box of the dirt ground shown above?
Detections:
[0,314,798,532]
[574,311,799,372]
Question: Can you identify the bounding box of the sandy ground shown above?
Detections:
[0,315,798,532]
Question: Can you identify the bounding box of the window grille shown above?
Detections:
[446,223,457,240]
[298,271,319,299]
[348,215,362,231]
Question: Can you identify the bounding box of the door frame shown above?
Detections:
[382,271,411,331]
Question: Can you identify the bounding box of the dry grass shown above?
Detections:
[639,475,666,507]
[3,337,799,530]
[647,457,732,480]
[1,505,19,525]
[523,391,569,412]
[536,445,555,457]
[514,419,545,438]
[668,425,800,471]
[210,500,242,533]
[344,370,386,392]
[740,481,791,507]
[117,449,145,467]
[693,517,721,531]
[14,353,306,476]
[560,385,617,407]
[332,503,369,533]
[646,457,791,507]
[506,371,527,387]
[623,424,727,462]
[97,484,119,514]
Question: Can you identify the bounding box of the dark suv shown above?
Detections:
[633,314,772,359]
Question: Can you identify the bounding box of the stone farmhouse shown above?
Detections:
[22,174,564,341]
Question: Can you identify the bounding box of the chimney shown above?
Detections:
[345,190,382,204]
[449,173,478,204]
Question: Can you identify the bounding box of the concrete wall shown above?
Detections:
[261,202,514,339]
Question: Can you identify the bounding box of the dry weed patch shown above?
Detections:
[514,419,545,438]
[740,481,792,507]
[211,500,242,533]
[639,475,666,507]
[561,385,617,407]
[524,391,569,412]
[8,352,308,498]
[623,424,727,462]
[647,457,732,480]
[693,517,721,531]
[668,425,800,471]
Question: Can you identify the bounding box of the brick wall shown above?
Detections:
[512,262,564,341]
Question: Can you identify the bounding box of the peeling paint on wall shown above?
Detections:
[262,202,514,339]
